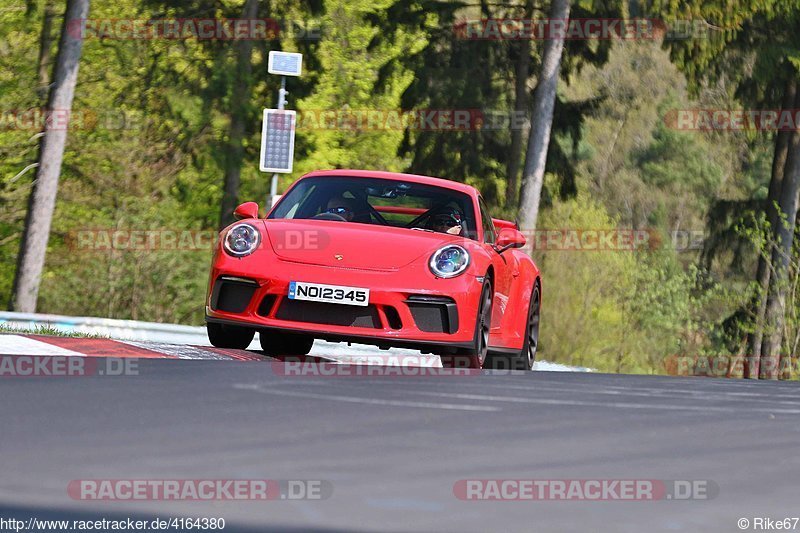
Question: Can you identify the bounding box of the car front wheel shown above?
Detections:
[441,278,492,369]
[259,330,314,356]
[207,322,255,349]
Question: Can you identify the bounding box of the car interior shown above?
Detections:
[269,177,480,239]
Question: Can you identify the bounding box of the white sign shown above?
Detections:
[268,51,303,77]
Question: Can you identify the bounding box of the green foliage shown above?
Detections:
[563,41,738,232]
[292,0,413,182]
[0,325,108,338]
[634,118,723,226]
[535,195,717,373]
[0,0,789,376]
[367,0,624,209]
[534,196,635,371]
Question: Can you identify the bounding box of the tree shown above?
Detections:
[748,78,796,375]
[518,0,570,230]
[657,0,800,378]
[10,0,90,312]
[293,0,410,177]
[140,0,322,228]
[36,0,57,101]
[504,0,534,208]
[367,0,615,213]
[367,0,513,204]
[218,0,259,229]
[761,107,800,378]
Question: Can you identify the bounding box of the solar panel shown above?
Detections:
[259,109,296,173]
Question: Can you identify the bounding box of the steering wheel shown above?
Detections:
[312,212,348,222]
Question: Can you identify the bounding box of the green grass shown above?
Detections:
[0,323,109,339]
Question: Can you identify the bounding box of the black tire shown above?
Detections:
[520,282,541,370]
[485,281,540,371]
[207,322,255,349]
[441,278,492,369]
[259,330,314,356]
[509,282,540,370]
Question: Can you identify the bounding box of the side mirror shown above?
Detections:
[233,202,259,220]
[495,228,526,253]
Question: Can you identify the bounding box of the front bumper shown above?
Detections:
[205,256,482,352]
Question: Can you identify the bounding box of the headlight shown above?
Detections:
[223,223,261,257]
[429,245,470,278]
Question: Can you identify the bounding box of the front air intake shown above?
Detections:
[405,295,459,334]
[210,277,258,313]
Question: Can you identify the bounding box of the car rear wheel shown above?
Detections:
[259,330,314,356]
[522,282,541,370]
[485,281,540,371]
[207,322,255,349]
[441,278,492,369]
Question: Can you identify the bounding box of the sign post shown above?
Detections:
[262,51,303,207]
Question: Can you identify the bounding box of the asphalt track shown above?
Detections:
[1,354,799,532]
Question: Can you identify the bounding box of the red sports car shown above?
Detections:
[206,170,541,370]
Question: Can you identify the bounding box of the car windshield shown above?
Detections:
[269,176,478,240]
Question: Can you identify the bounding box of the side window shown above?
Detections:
[478,197,496,244]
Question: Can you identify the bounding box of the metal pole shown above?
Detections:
[278,76,287,109]
[268,76,287,208]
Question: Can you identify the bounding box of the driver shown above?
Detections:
[324,194,357,222]
[430,208,464,236]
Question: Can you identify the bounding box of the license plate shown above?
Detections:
[288,281,370,307]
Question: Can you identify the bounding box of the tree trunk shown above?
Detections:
[10,0,90,313]
[505,0,534,209]
[761,91,800,379]
[518,0,570,230]
[36,0,57,100]
[218,0,259,229]
[747,78,796,378]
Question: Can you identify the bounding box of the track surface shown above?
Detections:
[1,358,799,532]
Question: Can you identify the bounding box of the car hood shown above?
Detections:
[262,219,463,270]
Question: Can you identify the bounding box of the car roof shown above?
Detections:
[300,169,478,196]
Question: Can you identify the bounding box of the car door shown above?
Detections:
[478,197,513,334]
